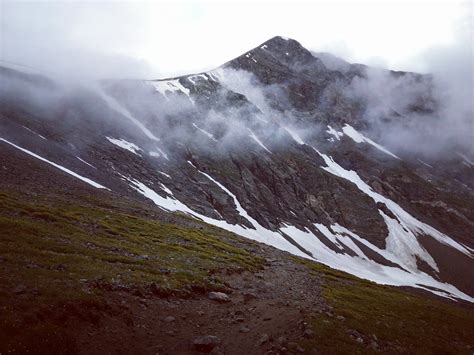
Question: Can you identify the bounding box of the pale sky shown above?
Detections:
[0,0,472,78]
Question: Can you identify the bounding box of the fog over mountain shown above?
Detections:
[1,2,473,353]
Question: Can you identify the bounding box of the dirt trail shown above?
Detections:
[73,249,326,354]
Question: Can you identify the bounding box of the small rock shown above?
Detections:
[276,337,288,346]
[243,292,257,303]
[235,317,245,323]
[148,282,163,296]
[303,329,314,339]
[336,315,345,321]
[347,329,362,339]
[259,334,270,345]
[164,316,175,323]
[208,292,230,303]
[239,325,250,333]
[288,342,305,353]
[369,341,379,350]
[263,316,272,321]
[193,335,221,352]
[302,322,309,329]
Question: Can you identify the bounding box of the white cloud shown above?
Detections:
[0,0,470,78]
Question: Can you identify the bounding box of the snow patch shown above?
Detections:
[418,159,433,168]
[192,123,217,142]
[342,124,399,159]
[207,72,220,82]
[149,147,169,160]
[158,171,171,179]
[281,224,472,302]
[317,150,471,260]
[152,79,194,104]
[198,171,309,257]
[22,126,46,140]
[152,146,169,161]
[97,89,160,142]
[106,137,142,156]
[248,129,272,153]
[326,125,343,141]
[457,152,474,166]
[0,138,108,190]
[129,179,197,215]
[188,74,208,85]
[76,157,96,169]
[128,175,308,258]
[283,127,305,145]
[315,224,366,257]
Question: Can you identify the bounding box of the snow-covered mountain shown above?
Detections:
[1,36,473,302]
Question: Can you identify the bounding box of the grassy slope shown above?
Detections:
[0,189,264,294]
[0,188,472,353]
[296,258,474,353]
[0,189,265,351]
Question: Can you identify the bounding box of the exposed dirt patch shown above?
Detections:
[72,253,325,354]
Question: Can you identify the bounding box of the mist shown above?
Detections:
[315,15,473,159]
[1,0,472,161]
[0,2,159,83]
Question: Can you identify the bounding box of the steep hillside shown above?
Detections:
[0,172,472,354]
[0,36,473,353]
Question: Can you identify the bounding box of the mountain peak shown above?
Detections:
[224,35,325,85]
[262,35,294,44]
[258,35,308,57]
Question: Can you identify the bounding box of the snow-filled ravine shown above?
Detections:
[123,153,473,302]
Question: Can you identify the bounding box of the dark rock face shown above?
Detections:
[0,36,472,300]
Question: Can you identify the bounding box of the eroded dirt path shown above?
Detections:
[73,248,326,354]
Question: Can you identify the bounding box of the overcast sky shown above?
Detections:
[0,0,472,79]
